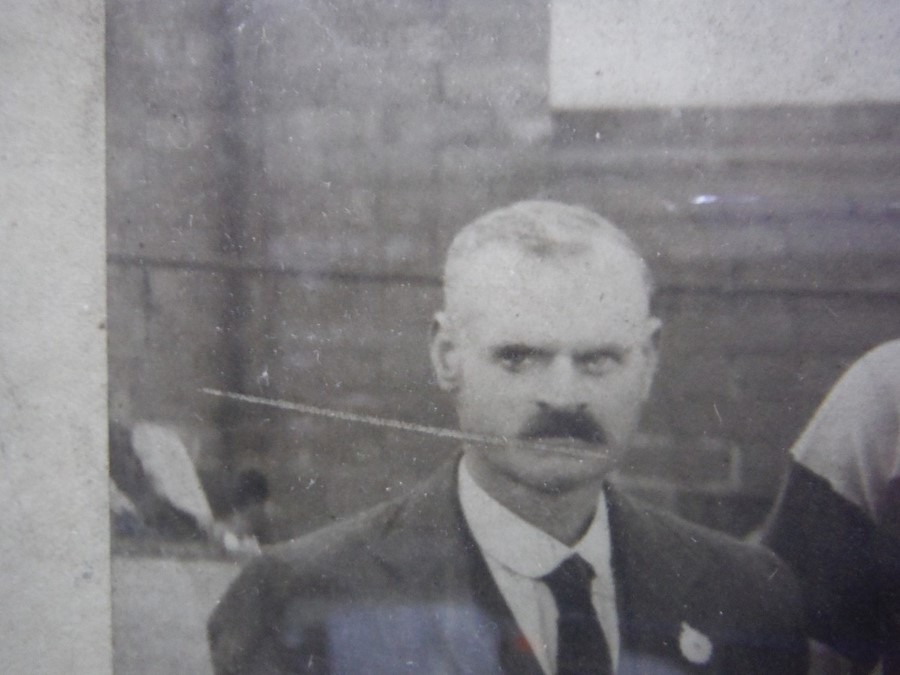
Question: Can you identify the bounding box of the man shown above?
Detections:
[764,340,900,672]
[209,201,807,674]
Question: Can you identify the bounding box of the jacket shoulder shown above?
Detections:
[207,497,406,675]
[649,500,800,605]
[267,496,401,569]
[612,490,806,639]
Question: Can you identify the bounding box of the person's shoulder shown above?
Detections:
[861,338,900,364]
[264,458,460,571]
[625,493,802,613]
[217,496,402,602]
[660,500,788,570]
[856,339,900,391]
[208,462,464,674]
[207,495,409,673]
[265,496,400,567]
[828,339,900,401]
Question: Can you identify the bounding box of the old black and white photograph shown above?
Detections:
[4,1,900,673]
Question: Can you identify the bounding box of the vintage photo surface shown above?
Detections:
[2,2,108,673]
[103,1,900,673]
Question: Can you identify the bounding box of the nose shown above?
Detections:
[535,357,587,411]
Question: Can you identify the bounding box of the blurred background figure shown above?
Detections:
[223,468,274,545]
[109,421,213,541]
[109,420,261,555]
[765,340,900,674]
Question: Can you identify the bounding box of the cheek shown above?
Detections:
[460,373,520,411]
[456,367,533,431]
[588,368,652,430]
[584,359,651,401]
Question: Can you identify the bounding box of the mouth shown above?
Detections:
[518,436,610,459]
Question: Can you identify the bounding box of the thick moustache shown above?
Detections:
[520,406,608,446]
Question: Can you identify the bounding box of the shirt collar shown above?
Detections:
[458,455,612,579]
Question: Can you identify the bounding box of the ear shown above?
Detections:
[429,311,462,392]
[639,316,663,400]
[646,315,662,352]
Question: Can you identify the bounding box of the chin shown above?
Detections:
[506,449,614,494]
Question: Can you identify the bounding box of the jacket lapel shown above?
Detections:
[606,483,713,671]
[367,456,545,675]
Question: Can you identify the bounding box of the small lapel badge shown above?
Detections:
[678,622,713,665]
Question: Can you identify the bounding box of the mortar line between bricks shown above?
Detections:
[658,285,900,299]
[107,253,900,298]
[106,252,441,287]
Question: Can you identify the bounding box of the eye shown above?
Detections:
[493,345,544,373]
[576,350,623,376]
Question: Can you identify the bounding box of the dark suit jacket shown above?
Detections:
[209,458,808,674]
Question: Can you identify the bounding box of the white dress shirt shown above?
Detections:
[458,457,619,674]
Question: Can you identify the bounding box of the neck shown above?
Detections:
[463,450,604,546]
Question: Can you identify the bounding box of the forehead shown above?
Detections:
[449,243,651,345]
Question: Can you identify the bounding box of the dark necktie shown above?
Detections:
[542,554,612,675]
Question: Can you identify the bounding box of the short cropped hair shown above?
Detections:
[443,200,654,306]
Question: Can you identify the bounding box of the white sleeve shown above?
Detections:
[131,421,215,529]
[791,341,900,522]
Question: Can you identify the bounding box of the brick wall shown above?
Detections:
[108,0,900,539]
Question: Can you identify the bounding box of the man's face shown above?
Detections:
[432,242,659,494]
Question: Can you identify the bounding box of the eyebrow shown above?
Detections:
[573,346,627,360]
[491,344,550,359]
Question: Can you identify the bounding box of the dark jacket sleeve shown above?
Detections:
[764,461,900,668]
